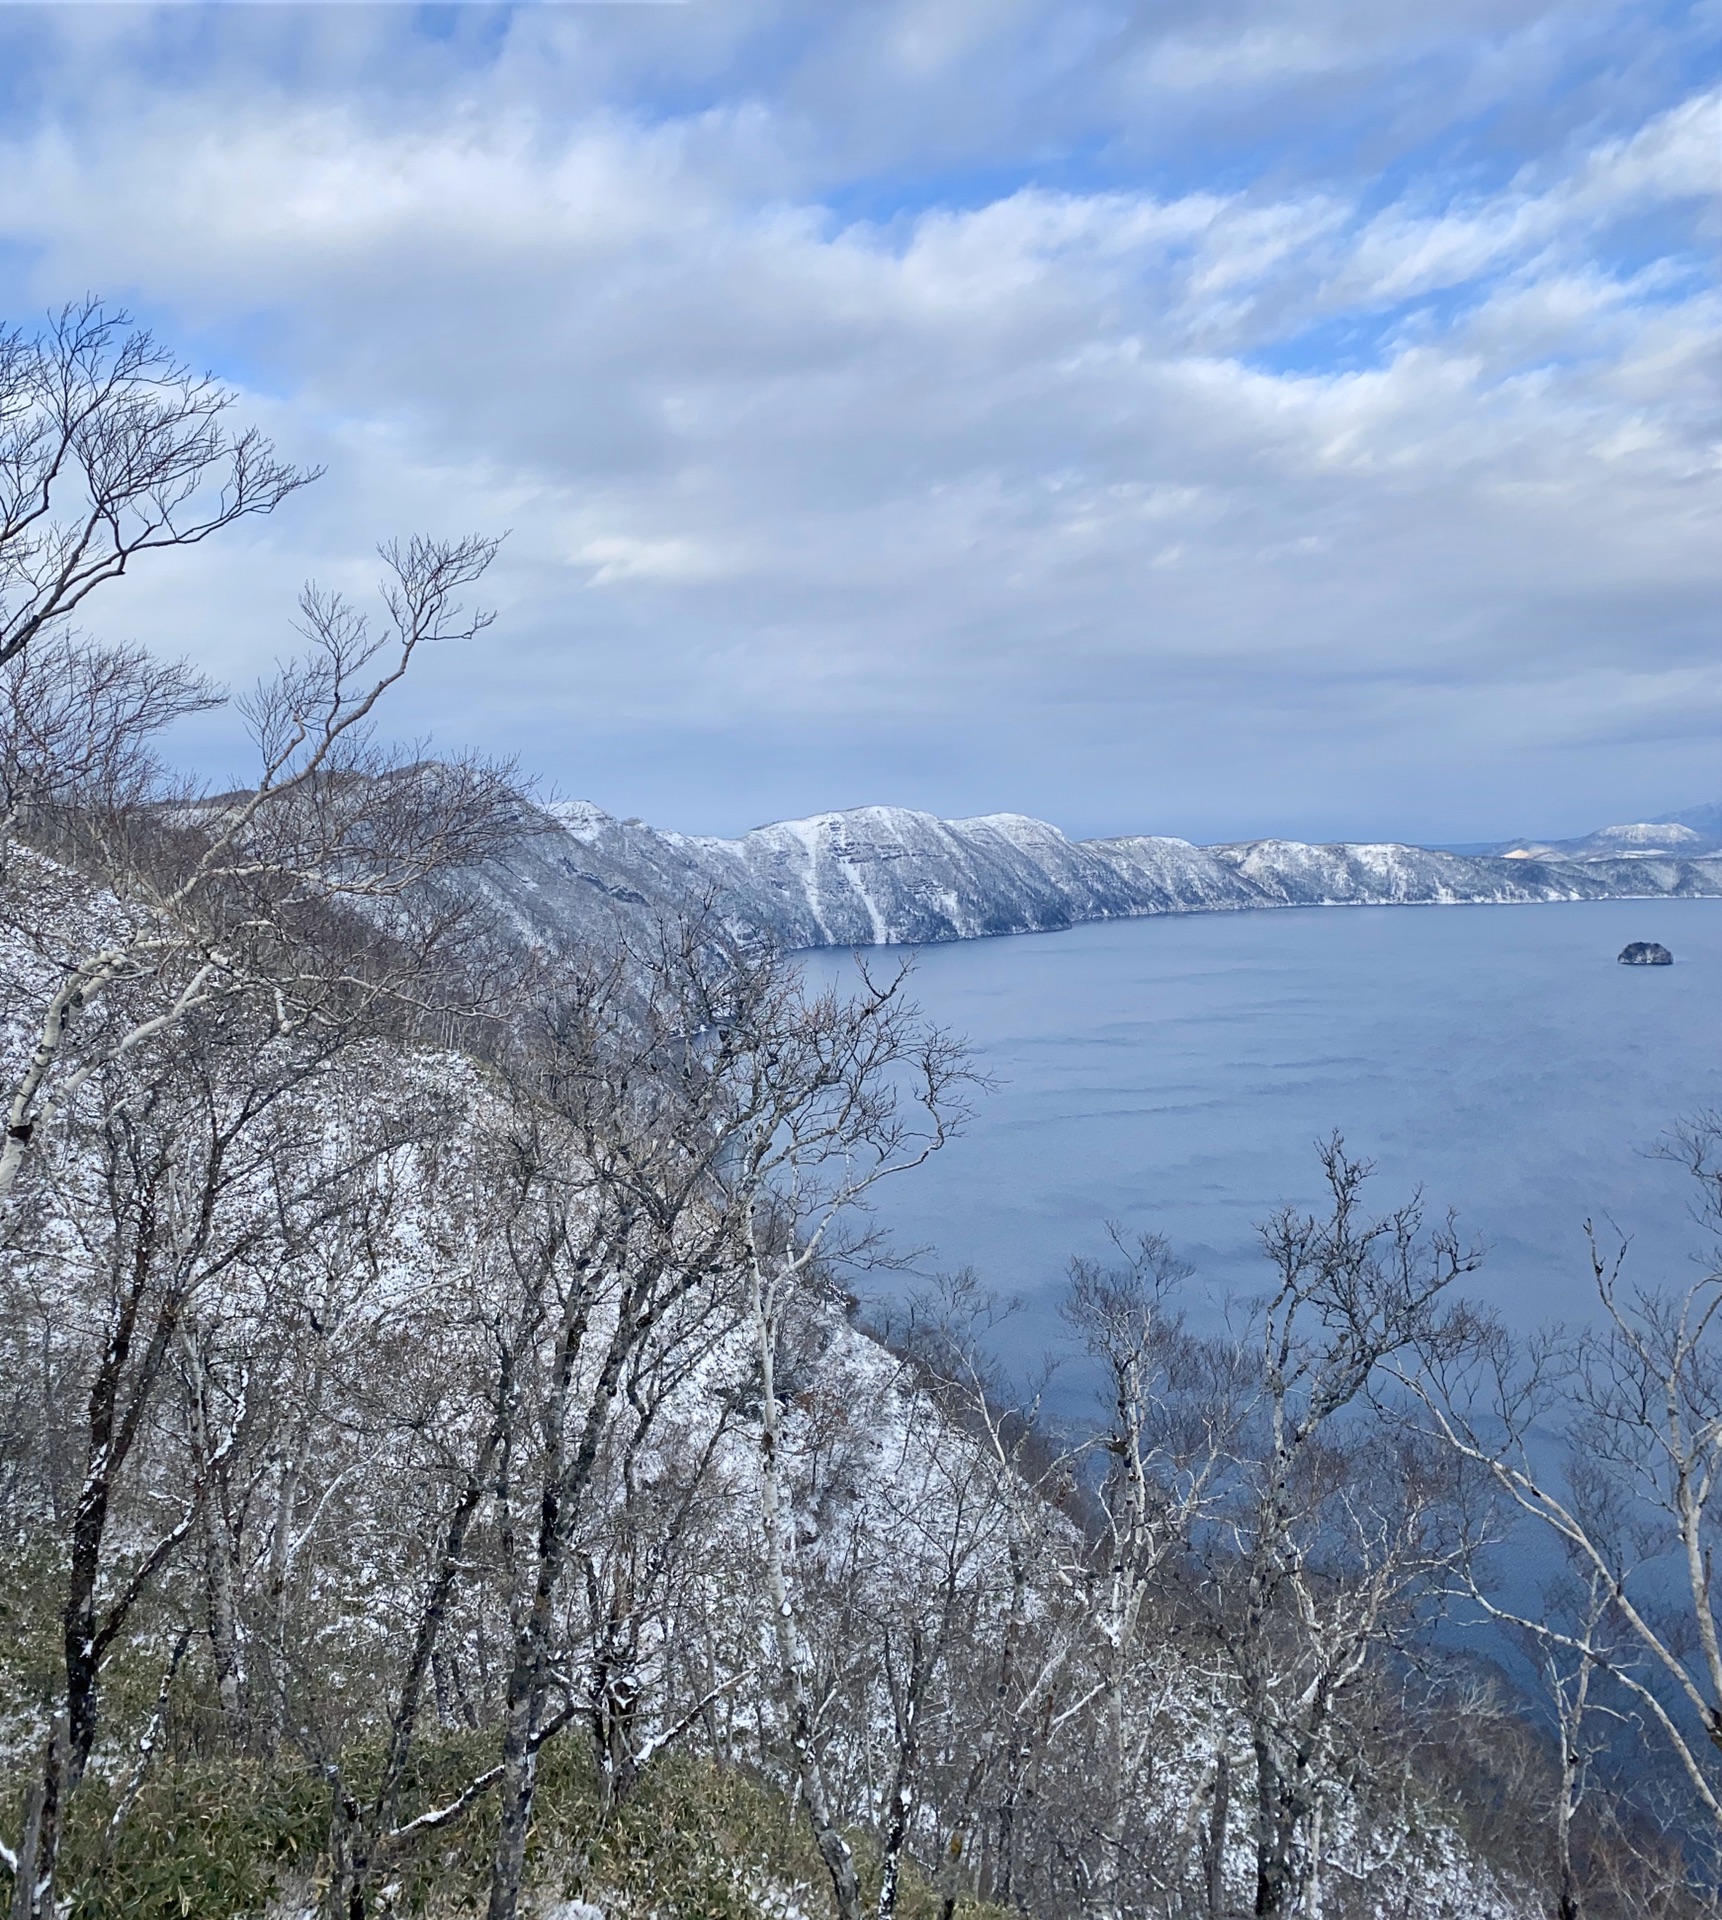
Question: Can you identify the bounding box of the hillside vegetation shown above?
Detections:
[4,304,1722,1920]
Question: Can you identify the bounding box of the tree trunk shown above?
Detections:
[750,1256,863,1920]
[321,1772,366,1920]
[1252,1732,1295,1918]
[489,1285,640,1920]
[1555,1743,1583,1920]
[935,1827,966,1920]
[258,1378,320,1757]
[590,1653,643,1814]
[9,1766,46,1920]
[1304,1797,1322,1920]
[184,1332,245,1741]
[877,1628,927,1920]
[38,1232,184,1913]
[1204,1749,1230,1919]
[487,1705,539,1920]
[1101,1627,1127,1920]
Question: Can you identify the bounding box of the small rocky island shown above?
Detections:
[1619,941,1674,965]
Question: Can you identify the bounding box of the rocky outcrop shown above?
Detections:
[1619,941,1675,965]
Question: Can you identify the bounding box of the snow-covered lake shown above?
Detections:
[802,897,1722,1369]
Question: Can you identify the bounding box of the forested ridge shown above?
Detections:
[4,306,1722,1920]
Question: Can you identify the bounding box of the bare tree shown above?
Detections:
[1061,1229,1235,1920]
[480,923,817,1920]
[1536,1573,1620,1920]
[889,1276,1093,1918]
[573,1279,748,1814]
[1414,1116,1722,1873]
[0,633,218,859]
[721,957,973,1920]
[175,1063,553,1920]
[0,299,312,668]
[0,987,441,1919]
[0,516,526,1919]
[0,534,519,1212]
[864,1392,1008,1920]
[1195,1138,1483,1919]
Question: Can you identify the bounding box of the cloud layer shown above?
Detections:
[0,0,1715,841]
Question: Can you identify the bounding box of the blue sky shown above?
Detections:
[0,0,1716,844]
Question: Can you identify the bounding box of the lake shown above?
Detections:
[801,897,1722,1375]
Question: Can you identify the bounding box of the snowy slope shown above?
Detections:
[0,845,1546,1920]
[466,799,1722,951]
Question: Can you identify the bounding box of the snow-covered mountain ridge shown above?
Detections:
[469,797,1722,950]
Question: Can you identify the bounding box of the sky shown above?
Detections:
[0,0,1716,845]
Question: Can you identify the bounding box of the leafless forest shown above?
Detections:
[5,306,1722,1920]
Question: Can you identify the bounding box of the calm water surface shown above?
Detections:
[802,899,1722,1364]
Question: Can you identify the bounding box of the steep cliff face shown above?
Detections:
[464,798,1722,951]
[666,807,1216,945]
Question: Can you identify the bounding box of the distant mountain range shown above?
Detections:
[460,796,1722,951]
[1485,802,1722,863]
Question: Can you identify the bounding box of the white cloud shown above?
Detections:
[0,0,1714,843]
